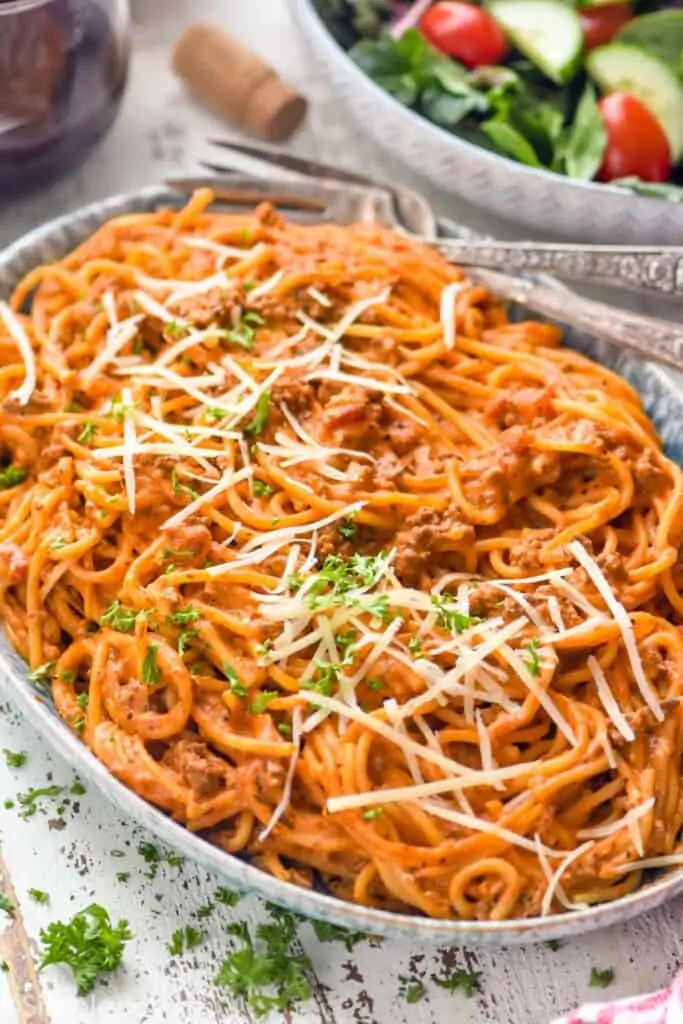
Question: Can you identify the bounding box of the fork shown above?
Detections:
[200,140,683,303]
[166,145,683,371]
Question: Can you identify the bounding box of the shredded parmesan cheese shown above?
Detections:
[569,541,663,721]
[587,655,635,743]
[258,708,303,842]
[120,387,137,515]
[0,300,37,405]
[439,280,468,350]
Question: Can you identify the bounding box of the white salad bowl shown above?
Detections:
[292,0,683,244]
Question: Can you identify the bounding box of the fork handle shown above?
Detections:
[433,240,683,299]
[467,266,683,372]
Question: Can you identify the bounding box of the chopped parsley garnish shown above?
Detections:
[590,966,615,988]
[168,925,205,957]
[303,659,342,697]
[336,629,358,652]
[222,662,247,697]
[430,595,478,634]
[253,479,274,498]
[165,320,189,339]
[215,908,311,1017]
[108,394,135,423]
[169,605,201,627]
[215,887,242,907]
[526,638,541,677]
[243,392,270,438]
[141,645,160,685]
[249,690,278,714]
[398,976,427,1004]
[3,750,26,768]
[28,661,56,686]
[434,968,481,996]
[60,671,77,683]
[287,572,304,592]
[100,601,138,633]
[546,939,564,951]
[206,406,227,421]
[49,535,68,551]
[161,547,195,560]
[363,808,383,820]
[38,903,132,996]
[137,840,181,878]
[0,894,14,915]
[224,311,265,351]
[76,693,89,710]
[194,903,214,920]
[408,635,424,655]
[177,630,198,655]
[255,638,274,660]
[305,553,393,619]
[0,464,27,490]
[70,779,86,796]
[137,841,161,878]
[17,785,64,818]
[338,515,358,541]
[170,467,199,501]
[276,722,292,738]
[77,421,98,444]
[367,677,385,691]
[28,888,50,905]
[310,920,368,952]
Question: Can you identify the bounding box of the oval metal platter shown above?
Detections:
[2,185,683,945]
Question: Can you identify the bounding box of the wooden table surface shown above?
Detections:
[1,3,682,1023]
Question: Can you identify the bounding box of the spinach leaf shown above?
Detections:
[352,30,488,126]
[560,83,606,181]
[481,121,543,167]
[421,86,488,127]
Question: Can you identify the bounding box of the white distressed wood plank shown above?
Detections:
[1,2,682,1022]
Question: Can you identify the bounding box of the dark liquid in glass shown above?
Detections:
[0,0,128,197]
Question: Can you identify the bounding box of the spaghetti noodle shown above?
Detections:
[2,189,683,921]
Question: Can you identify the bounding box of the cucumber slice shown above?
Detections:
[487,0,583,85]
[586,43,683,160]
[618,11,683,71]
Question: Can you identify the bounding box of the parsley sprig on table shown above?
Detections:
[590,966,615,988]
[215,906,312,1018]
[38,904,133,996]
[167,925,205,957]
[311,919,369,951]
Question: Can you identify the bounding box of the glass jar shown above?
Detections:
[0,0,130,196]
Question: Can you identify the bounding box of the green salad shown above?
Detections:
[314,0,683,199]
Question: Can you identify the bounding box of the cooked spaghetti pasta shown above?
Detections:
[2,190,683,920]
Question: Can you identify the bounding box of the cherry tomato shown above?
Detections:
[420,2,508,68]
[598,93,671,183]
[580,4,633,51]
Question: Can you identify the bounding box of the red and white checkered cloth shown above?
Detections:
[552,972,683,1024]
